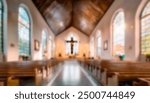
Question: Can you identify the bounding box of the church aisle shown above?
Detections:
[47,60,100,86]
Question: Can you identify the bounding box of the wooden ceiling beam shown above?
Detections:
[40,0,54,12]
[89,1,104,14]
[32,0,114,36]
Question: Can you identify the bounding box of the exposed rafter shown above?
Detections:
[32,0,114,36]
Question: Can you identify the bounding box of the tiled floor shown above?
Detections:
[47,60,100,86]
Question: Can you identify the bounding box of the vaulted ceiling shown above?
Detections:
[32,0,114,36]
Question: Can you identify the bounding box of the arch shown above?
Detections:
[141,1,150,55]
[135,0,149,60]
[111,9,126,59]
[42,30,48,54]
[96,30,102,57]
[48,35,53,59]
[19,3,33,27]
[18,5,31,60]
[90,36,94,58]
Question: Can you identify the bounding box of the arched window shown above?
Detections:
[18,7,31,58]
[96,30,102,57]
[90,37,94,58]
[0,1,3,53]
[48,36,52,59]
[141,2,150,55]
[112,11,125,57]
[42,30,48,53]
[66,33,79,55]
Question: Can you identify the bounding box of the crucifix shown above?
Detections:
[66,37,78,55]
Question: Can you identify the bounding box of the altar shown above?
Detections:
[67,53,78,58]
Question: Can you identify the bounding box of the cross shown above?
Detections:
[66,37,78,54]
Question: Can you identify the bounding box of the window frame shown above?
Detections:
[42,30,48,53]
[90,37,94,58]
[0,0,4,53]
[141,1,150,55]
[18,6,31,57]
[112,10,126,57]
[96,30,102,57]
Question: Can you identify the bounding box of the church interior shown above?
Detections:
[0,0,150,86]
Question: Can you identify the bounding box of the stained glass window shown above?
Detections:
[0,0,3,53]
[97,30,102,57]
[90,37,94,58]
[18,7,31,56]
[141,1,150,55]
[48,36,52,58]
[42,30,48,53]
[66,41,71,54]
[112,11,125,56]
[66,34,79,55]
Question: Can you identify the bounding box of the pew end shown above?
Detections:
[7,77,20,86]
[107,72,119,86]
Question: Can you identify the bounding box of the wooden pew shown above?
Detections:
[0,62,9,85]
[100,60,150,86]
[0,61,42,86]
[107,72,150,86]
[78,59,150,86]
[0,59,60,86]
[78,58,101,83]
[137,78,150,86]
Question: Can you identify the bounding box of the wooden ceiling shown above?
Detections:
[32,0,114,36]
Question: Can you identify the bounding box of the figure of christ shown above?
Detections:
[66,37,78,54]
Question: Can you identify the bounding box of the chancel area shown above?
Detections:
[0,0,150,86]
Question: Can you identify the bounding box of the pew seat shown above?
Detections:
[0,59,59,86]
[137,78,150,86]
[108,72,150,86]
[7,77,20,86]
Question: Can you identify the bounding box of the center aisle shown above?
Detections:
[47,60,100,86]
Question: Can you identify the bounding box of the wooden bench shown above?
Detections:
[78,59,101,82]
[137,78,150,86]
[0,59,60,86]
[0,61,41,86]
[107,72,150,86]
[78,59,150,86]
[100,60,150,86]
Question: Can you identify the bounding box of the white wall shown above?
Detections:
[55,27,89,59]
[5,0,55,61]
[2,0,149,61]
[90,0,148,61]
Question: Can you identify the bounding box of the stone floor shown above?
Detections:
[47,60,100,86]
